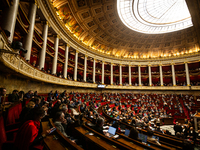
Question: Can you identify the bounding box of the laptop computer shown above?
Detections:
[138,133,147,143]
[107,126,116,137]
[124,129,130,136]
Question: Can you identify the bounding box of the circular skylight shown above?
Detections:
[117,0,193,34]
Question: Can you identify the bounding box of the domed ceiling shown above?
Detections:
[51,0,199,59]
[117,0,192,34]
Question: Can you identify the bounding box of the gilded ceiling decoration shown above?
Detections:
[51,0,200,59]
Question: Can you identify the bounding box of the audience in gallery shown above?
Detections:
[22,58,200,86]
[1,88,200,149]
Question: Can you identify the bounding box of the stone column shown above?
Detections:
[148,65,152,86]
[159,64,163,86]
[24,2,37,60]
[171,63,176,86]
[102,61,104,84]
[93,59,96,83]
[129,65,132,85]
[2,0,20,43]
[63,44,69,78]
[83,55,87,82]
[39,21,49,70]
[52,35,59,74]
[110,63,113,85]
[185,62,190,86]
[138,65,142,86]
[119,64,122,85]
[74,51,78,81]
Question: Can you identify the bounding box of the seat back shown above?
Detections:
[0,116,7,149]
[6,107,15,125]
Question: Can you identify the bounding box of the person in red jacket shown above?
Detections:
[14,107,50,150]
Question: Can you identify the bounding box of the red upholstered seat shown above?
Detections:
[0,116,18,150]
[6,103,23,127]
[6,107,15,125]
[0,116,7,149]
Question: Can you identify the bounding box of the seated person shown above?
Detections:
[147,130,161,145]
[92,117,104,134]
[71,105,80,119]
[187,127,196,140]
[129,127,140,141]
[196,130,200,143]
[53,111,76,143]
[8,90,19,102]
[19,101,35,121]
[14,107,51,150]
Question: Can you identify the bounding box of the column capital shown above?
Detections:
[76,50,79,53]
[171,63,175,65]
[45,21,50,27]
[41,21,49,27]
[138,65,141,67]
[93,58,96,61]
[102,61,105,63]
[148,64,151,67]
[111,63,113,65]
[34,0,39,8]
[66,44,70,48]
[53,34,60,39]
[184,62,188,64]
[159,64,162,66]
[85,55,88,58]
[129,64,132,67]
[119,64,122,66]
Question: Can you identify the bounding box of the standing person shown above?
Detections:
[14,107,50,150]
[155,116,160,127]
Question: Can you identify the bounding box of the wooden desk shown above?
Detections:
[42,121,66,150]
[44,135,66,150]
[75,126,120,150]
[117,138,151,150]
[48,119,84,150]
[102,108,183,149]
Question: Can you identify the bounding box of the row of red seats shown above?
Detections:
[6,103,22,125]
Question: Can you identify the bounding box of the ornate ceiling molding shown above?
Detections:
[37,0,200,64]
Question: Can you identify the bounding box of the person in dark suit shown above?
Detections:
[176,123,183,133]
[187,127,196,140]
[174,122,179,135]
[92,117,104,134]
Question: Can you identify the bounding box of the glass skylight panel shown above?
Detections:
[117,0,193,34]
